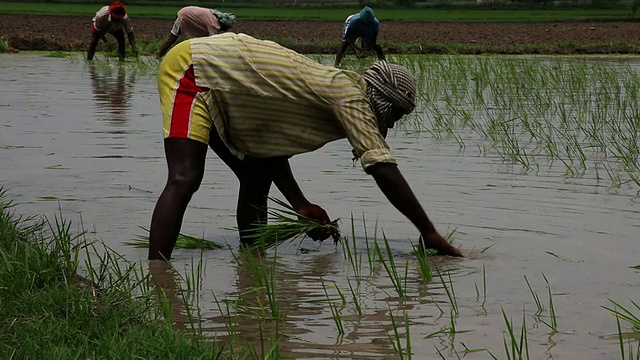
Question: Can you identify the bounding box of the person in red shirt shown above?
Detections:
[87,1,137,61]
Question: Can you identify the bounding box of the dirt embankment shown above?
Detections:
[2,14,640,54]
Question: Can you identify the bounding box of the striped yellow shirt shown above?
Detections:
[190,33,395,170]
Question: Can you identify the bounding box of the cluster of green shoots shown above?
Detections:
[393,55,640,192]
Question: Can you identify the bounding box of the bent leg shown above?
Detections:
[373,44,386,61]
[236,157,273,245]
[87,29,102,60]
[207,129,272,245]
[149,138,207,260]
[334,40,350,67]
[112,30,126,60]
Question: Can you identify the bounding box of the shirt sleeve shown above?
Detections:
[92,6,109,31]
[333,95,395,170]
[170,18,181,36]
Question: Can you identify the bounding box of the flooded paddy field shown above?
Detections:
[0,53,638,359]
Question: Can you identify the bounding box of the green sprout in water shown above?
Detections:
[241,197,341,251]
[124,226,225,250]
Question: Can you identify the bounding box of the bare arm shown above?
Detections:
[127,31,137,55]
[266,157,333,240]
[345,29,364,56]
[157,33,179,58]
[371,31,385,60]
[367,163,463,256]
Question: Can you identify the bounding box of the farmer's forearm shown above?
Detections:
[158,34,178,57]
[368,163,437,234]
[267,158,308,209]
[128,32,136,49]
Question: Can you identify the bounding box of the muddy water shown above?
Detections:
[1,53,638,359]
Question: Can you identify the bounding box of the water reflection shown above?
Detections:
[148,260,190,331]
[3,54,639,359]
[89,62,135,125]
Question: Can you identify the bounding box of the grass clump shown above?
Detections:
[603,299,640,331]
[125,226,225,250]
[0,36,11,53]
[0,187,235,359]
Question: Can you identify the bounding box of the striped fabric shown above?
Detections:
[362,61,417,138]
[189,33,395,170]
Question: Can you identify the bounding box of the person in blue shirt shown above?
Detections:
[335,6,386,67]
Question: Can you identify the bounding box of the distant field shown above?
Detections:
[0,2,632,22]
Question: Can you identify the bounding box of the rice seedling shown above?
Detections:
[614,313,640,360]
[252,247,281,321]
[373,233,406,299]
[320,277,345,335]
[603,299,640,330]
[524,275,544,315]
[45,51,75,58]
[363,215,378,276]
[0,36,12,53]
[542,272,558,332]
[496,308,531,360]
[424,310,472,340]
[388,307,412,360]
[474,263,487,309]
[345,277,362,316]
[407,55,640,190]
[240,197,341,251]
[413,242,432,283]
[124,226,225,250]
[342,214,362,280]
[250,323,289,360]
[435,267,459,316]
[460,342,489,355]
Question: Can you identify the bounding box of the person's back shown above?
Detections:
[343,12,380,48]
[157,6,236,57]
[189,33,378,159]
[92,4,132,34]
[335,6,385,66]
[175,6,222,38]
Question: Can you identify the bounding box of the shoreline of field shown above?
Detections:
[2,14,640,55]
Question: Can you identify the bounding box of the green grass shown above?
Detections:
[0,36,10,53]
[0,2,633,22]
[0,188,236,359]
[603,299,640,330]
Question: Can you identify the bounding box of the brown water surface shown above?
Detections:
[0,53,638,359]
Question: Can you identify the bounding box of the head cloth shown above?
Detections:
[109,1,127,19]
[213,9,237,30]
[362,61,417,137]
[359,6,375,23]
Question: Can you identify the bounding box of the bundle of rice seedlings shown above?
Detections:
[124,227,225,250]
[242,197,341,250]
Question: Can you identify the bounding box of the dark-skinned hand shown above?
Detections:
[297,203,334,241]
[421,232,464,257]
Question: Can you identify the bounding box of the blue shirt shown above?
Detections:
[341,13,380,48]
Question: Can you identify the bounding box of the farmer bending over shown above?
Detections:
[148,33,463,261]
[335,6,385,67]
[87,1,137,61]
[157,6,236,58]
